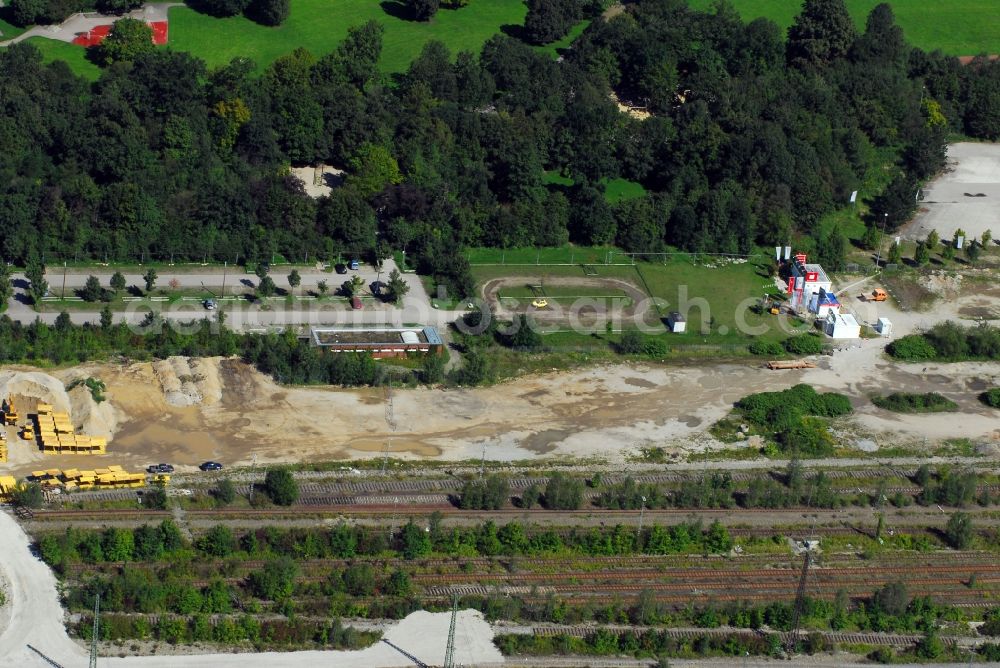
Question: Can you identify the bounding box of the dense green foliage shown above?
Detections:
[982,388,1000,408]
[887,322,1000,362]
[263,468,299,506]
[871,392,958,413]
[4,0,999,299]
[734,384,851,457]
[458,474,510,510]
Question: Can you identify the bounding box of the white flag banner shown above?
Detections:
[775,246,781,261]
[956,235,965,249]
[850,190,858,203]
[784,246,791,260]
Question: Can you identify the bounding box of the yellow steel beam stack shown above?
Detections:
[0,432,6,462]
[0,475,17,502]
[33,408,106,455]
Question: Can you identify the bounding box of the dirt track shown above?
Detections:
[481,275,651,321]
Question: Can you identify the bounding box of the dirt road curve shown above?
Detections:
[0,510,502,668]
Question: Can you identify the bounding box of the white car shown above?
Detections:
[203,299,218,310]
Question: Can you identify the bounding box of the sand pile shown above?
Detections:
[67,384,120,441]
[0,371,73,414]
[153,357,221,407]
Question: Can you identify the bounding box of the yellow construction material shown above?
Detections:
[4,395,18,426]
[21,424,35,440]
[0,475,17,502]
[30,466,146,491]
[32,409,105,455]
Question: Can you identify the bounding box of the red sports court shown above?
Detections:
[72,20,167,47]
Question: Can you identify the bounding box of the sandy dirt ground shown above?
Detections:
[903,142,1000,243]
[0,346,997,477]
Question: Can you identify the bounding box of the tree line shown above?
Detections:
[3,1,1000,298]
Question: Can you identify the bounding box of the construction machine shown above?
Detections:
[870,288,887,302]
[21,423,35,440]
[4,396,18,426]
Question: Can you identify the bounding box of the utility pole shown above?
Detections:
[786,552,812,654]
[637,496,646,545]
[248,453,257,504]
[62,262,67,299]
[89,593,100,668]
[382,379,396,475]
[221,261,227,297]
[479,442,487,480]
[875,212,889,268]
[443,592,459,668]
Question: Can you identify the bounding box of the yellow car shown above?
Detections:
[531,299,548,308]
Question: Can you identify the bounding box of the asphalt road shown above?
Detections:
[6,259,471,332]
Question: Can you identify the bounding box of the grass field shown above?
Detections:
[498,283,628,299]
[542,172,648,204]
[168,0,526,72]
[687,0,1000,54]
[26,37,100,80]
[472,254,791,343]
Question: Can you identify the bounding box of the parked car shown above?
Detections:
[198,461,223,471]
[351,296,363,310]
[203,299,218,310]
[146,463,174,473]
[335,263,347,274]
[348,259,360,270]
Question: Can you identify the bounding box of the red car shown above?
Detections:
[351,296,362,310]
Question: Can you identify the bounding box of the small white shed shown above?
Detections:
[824,312,860,339]
[876,318,893,338]
[667,312,686,333]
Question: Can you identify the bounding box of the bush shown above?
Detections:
[776,417,836,457]
[886,334,938,360]
[736,384,852,426]
[215,478,236,506]
[13,482,44,509]
[543,473,584,510]
[980,388,1000,408]
[459,475,509,510]
[782,334,823,355]
[617,330,643,354]
[748,340,783,356]
[871,392,958,413]
[945,512,973,549]
[263,469,298,506]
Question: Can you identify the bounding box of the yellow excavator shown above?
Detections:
[21,423,35,441]
[3,396,18,426]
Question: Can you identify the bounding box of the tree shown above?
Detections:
[406,0,439,22]
[618,330,643,354]
[945,511,973,549]
[246,0,289,26]
[194,0,250,17]
[12,482,44,509]
[256,275,276,298]
[95,0,142,14]
[143,268,157,292]
[860,224,880,251]
[983,230,993,247]
[317,280,328,296]
[420,352,445,384]
[523,0,580,45]
[966,240,981,264]
[98,18,154,66]
[198,525,236,557]
[400,519,431,559]
[914,240,929,266]
[110,271,126,294]
[286,269,301,294]
[506,315,542,351]
[0,263,12,312]
[215,478,236,506]
[248,557,298,599]
[544,473,583,510]
[385,569,412,597]
[263,468,298,506]
[926,229,940,249]
[348,144,403,198]
[872,581,908,615]
[25,257,47,304]
[254,262,270,280]
[100,305,113,330]
[887,241,902,266]
[81,276,104,302]
[9,0,45,26]
[385,269,409,303]
[787,0,857,67]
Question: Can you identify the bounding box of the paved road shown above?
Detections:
[0,3,177,46]
[7,259,472,332]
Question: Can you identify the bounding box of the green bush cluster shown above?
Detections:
[871,392,958,413]
[78,611,376,649]
[733,384,851,457]
[888,322,1000,361]
[981,388,1000,408]
[496,628,781,660]
[459,475,510,510]
[782,334,824,355]
[748,340,784,356]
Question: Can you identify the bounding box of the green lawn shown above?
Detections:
[604,177,647,204]
[168,0,527,73]
[26,37,100,80]
[0,14,28,41]
[687,0,1000,54]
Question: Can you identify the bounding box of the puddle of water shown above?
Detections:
[346,438,442,457]
[114,422,225,461]
[520,429,570,454]
[623,377,657,389]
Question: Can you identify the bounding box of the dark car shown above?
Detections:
[147,463,174,474]
[335,263,347,274]
[199,461,223,471]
